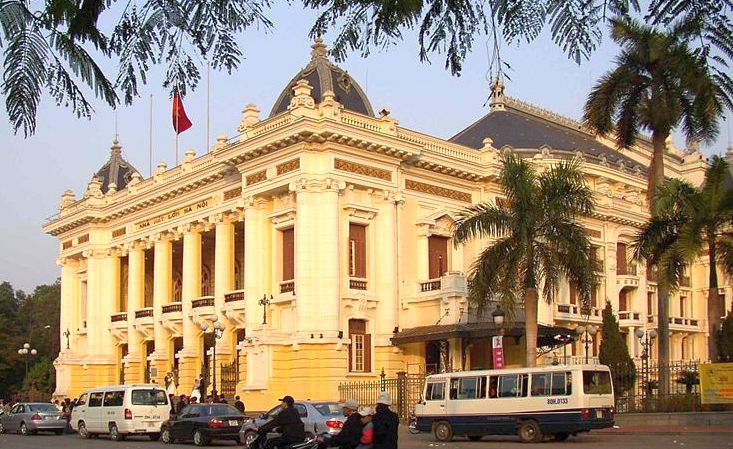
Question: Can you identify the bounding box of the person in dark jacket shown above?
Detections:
[234,395,245,414]
[258,395,305,449]
[319,399,362,449]
[372,392,398,449]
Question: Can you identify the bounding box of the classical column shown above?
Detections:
[151,234,173,382]
[375,192,398,337]
[244,198,270,330]
[85,250,118,385]
[125,243,145,383]
[59,258,78,353]
[292,177,342,336]
[214,217,235,354]
[179,226,202,391]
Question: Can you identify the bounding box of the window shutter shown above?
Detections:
[364,333,371,372]
[569,282,577,305]
[349,224,367,278]
[616,242,627,274]
[282,228,294,281]
[428,236,449,279]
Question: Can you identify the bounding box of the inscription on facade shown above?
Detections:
[405,179,472,203]
[246,170,267,186]
[133,198,212,232]
[277,159,300,175]
[334,158,392,181]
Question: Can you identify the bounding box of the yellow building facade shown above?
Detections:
[44,40,728,410]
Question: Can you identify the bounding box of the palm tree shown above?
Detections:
[635,156,733,362]
[453,153,597,367]
[584,15,731,390]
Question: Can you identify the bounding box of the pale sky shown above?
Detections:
[1,5,731,292]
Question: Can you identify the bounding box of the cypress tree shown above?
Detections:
[599,301,636,395]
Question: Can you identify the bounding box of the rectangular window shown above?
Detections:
[497,374,528,398]
[103,391,125,407]
[77,393,88,406]
[619,290,628,311]
[647,292,654,315]
[531,373,551,396]
[551,372,572,396]
[449,377,483,400]
[426,382,446,401]
[680,296,687,316]
[428,236,449,279]
[131,389,168,405]
[282,228,294,281]
[583,370,612,395]
[569,282,577,305]
[616,242,628,275]
[88,392,104,407]
[349,224,367,278]
[348,319,370,373]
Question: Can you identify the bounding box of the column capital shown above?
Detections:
[243,195,269,210]
[181,222,205,235]
[288,176,346,194]
[56,257,67,267]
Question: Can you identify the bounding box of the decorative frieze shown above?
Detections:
[277,158,300,175]
[223,187,242,201]
[405,179,472,203]
[62,240,73,250]
[77,234,89,244]
[112,227,127,238]
[246,170,267,186]
[334,158,391,181]
[585,228,602,239]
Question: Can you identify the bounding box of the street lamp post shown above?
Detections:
[17,343,38,379]
[635,328,657,394]
[63,329,71,350]
[492,304,506,335]
[575,325,598,364]
[259,295,272,325]
[200,316,226,399]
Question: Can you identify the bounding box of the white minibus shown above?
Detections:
[414,364,615,443]
[71,384,169,441]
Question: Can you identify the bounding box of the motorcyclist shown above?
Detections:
[257,395,306,449]
[318,399,363,449]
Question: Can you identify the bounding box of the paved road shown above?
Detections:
[1,431,733,449]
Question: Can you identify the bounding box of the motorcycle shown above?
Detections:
[246,431,321,449]
[407,411,420,434]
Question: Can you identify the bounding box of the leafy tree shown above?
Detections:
[23,359,55,395]
[453,153,597,367]
[598,301,635,395]
[586,15,731,393]
[636,157,733,362]
[720,312,733,361]
[2,1,731,136]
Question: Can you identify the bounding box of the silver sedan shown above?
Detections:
[239,401,345,445]
[0,403,65,435]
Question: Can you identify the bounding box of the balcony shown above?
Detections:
[349,278,368,291]
[191,295,216,324]
[280,280,295,294]
[618,310,643,327]
[161,301,183,336]
[419,278,441,292]
[647,315,702,331]
[616,263,640,288]
[133,307,155,340]
[223,290,246,327]
[109,312,128,340]
[555,303,602,324]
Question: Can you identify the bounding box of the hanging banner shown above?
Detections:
[700,362,733,404]
[492,335,505,369]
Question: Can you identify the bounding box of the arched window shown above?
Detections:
[201,265,212,296]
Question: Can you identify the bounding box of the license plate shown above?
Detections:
[228,420,239,427]
[595,410,603,419]
[146,422,157,428]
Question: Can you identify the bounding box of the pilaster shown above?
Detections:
[125,243,145,383]
[153,233,173,367]
[214,216,235,356]
[244,197,271,330]
[179,226,202,390]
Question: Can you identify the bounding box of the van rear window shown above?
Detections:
[131,389,168,405]
[583,370,612,395]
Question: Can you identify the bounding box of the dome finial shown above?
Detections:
[111,138,122,157]
[489,74,506,111]
[311,37,328,61]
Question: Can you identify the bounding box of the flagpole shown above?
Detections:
[206,64,211,153]
[149,94,153,177]
[175,88,179,165]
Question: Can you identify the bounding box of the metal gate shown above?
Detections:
[220,361,239,399]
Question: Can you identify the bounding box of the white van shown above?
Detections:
[414,364,615,443]
[71,384,169,441]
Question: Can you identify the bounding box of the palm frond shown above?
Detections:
[453,202,512,245]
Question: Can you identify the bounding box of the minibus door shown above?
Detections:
[422,381,448,417]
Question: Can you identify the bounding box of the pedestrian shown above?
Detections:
[168,394,176,418]
[53,399,62,411]
[191,374,203,401]
[355,407,375,449]
[165,372,178,396]
[318,399,362,449]
[257,395,305,449]
[62,398,73,434]
[372,392,398,449]
[176,395,188,414]
[234,395,245,414]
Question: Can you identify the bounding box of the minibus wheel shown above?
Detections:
[433,421,453,442]
[518,420,543,443]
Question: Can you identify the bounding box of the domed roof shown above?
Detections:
[93,139,141,193]
[269,39,374,118]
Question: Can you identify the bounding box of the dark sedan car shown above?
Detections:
[160,404,245,446]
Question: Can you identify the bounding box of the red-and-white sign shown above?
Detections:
[492,335,505,369]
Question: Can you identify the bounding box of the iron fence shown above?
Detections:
[610,360,702,413]
[338,372,425,422]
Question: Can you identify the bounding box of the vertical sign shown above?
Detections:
[492,335,505,369]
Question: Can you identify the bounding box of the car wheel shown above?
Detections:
[193,429,209,446]
[0,421,5,434]
[433,421,453,442]
[161,428,175,444]
[78,421,90,439]
[305,432,315,441]
[109,423,126,441]
[554,432,570,441]
[148,432,161,441]
[243,430,258,446]
[518,420,543,443]
[20,422,29,436]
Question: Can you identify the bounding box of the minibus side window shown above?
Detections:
[477,376,487,398]
[498,374,529,398]
[103,391,125,407]
[488,377,498,398]
[551,372,571,396]
[531,373,550,396]
[457,377,478,399]
[449,378,459,399]
[88,392,103,407]
[77,393,88,406]
[426,382,445,400]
